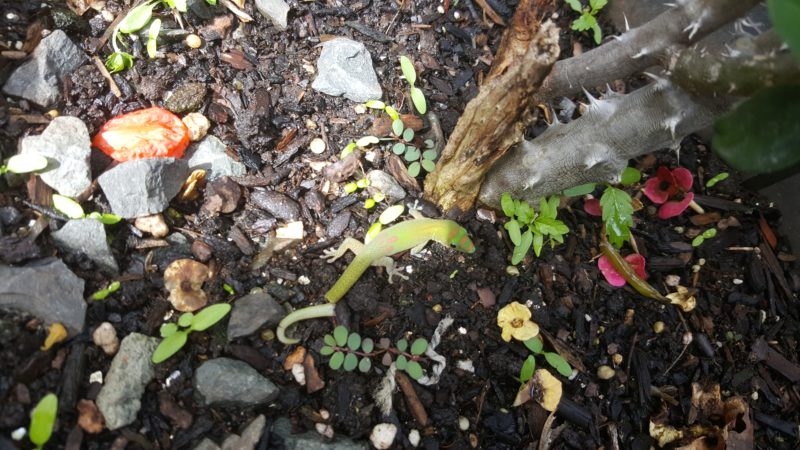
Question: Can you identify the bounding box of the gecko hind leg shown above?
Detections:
[374,256,409,283]
[321,237,364,262]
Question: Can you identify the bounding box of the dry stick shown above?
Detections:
[395,371,429,427]
[92,55,122,98]
[474,0,506,26]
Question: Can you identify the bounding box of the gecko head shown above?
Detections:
[448,225,476,254]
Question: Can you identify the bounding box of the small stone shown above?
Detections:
[276,221,304,240]
[227,292,285,340]
[367,170,406,201]
[315,423,334,439]
[611,353,623,366]
[272,417,367,450]
[51,219,119,275]
[327,211,351,238]
[192,240,214,262]
[311,38,382,103]
[92,322,119,355]
[665,274,681,287]
[76,399,104,433]
[254,0,290,29]
[220,415,266,450]
[291,363,305,385]
[596,365,615,380]
[20,116,92,197]
[309,138,326,154]
[185,136,246,180]
[458,416,470,431]
[164,83,207,114]
[98,158,190,219]
[135,214,169,238]
[158,391,193,429]
[185,33,203,48]
[194,358,279,406]
[183,112,211,141]
[370,423,397,450]
[408,429,421,447]
[251,190,301,221]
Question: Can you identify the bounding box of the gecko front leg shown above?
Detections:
[321,238,408,283]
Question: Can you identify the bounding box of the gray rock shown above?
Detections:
[194,358,279,406]
[273,417,368,450]
[96,333,159,430]
[251,190,300,221]
[51,219,118,275]
[326,211,351,238]
[311,39,382,103]
[255,0,290,30]
[367,170,406,201]
[186,136,246,180]
[98,158,190,219]
[20,116,92,197]
[192,415,266,450]
[0,258,86,334]
[2,30,87,107]
[193,439,221,450]
[227,292,284,340]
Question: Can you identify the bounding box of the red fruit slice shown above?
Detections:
[92,107,190,161]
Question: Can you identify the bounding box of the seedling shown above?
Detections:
[565,0,608,44]
[706,172,729,188]
[320,325,429,380]
[519,336,573,383]
[399,56,427,114]
[52,194,122,224]
[29,393,57,450]
[90,281,121,300]
[691,228,717,247]
[0,154,49,175]
[501,193,569,264]
[365,203,405,243]
[152,303,231,363]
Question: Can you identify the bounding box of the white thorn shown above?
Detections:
[582,88,601,109]
[623,13,630,32]
[684,20,701,40]
[632,48,649,59]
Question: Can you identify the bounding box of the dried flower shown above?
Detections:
[643,166,694,219]
[666,285,697,312]
[598,254,647,287]
[497,302,539,342]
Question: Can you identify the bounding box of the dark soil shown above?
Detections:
[1,1,799,449]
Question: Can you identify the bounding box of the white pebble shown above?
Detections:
[457,326,467,335]
[408,429,421,447]
[166,370,182,388]
[182,112,210,141]
[298,275,311,285]
[354,104,367,114]
[291,363,306,386]
[319,408,330,420]
[276,221,304,240]
[665,274,681,287]
[732,278,743,285]
[11,427,26,441]
[456,360,475,373]
[185,34,202,48]
[309,138,326,154]
[315,422,334,438]
[92,322,119,355]
[89,370,103,384]
[458,416,470,431]
[370,423,398,449]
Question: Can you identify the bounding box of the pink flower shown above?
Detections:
[584,198,602,217]
[643,166,694,219]
[598,254,647,287]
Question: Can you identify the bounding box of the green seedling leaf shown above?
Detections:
[562,183,596,197]
[406,361,423,380]
[333,325,348,346]
[347,332,362,351]
[532,231,544,257]
[358,356,371,372]
[6,154,48,174]
[119,1,157,34]
[329,351,345,370]
[29,393,58,448]
[590,0,608,11]
[146,18,161,58]
[410,338,428,356]
[705,172,729,187]
[206,0,217,4]
[590,19,602,43]
[324,334,337,347]
[396,339,408,352]
[344,182,358,193]
[512,229,533,264]
[544,352,573,377]
[505,219,522,246]
[365,100,386,110]
[160,323,178,338]
[713,86,800,174]
[385,106,400,120]
[365,222,382,244]
[692,235,705,247]
[392,143,406,154]
[343,353,358,371]
[571,12,596,31]
[600,187,634,248]
[410,86,427,115]
[379,204,405,224]
[190,303,231,331]
[404,147,420,162]
[565,0,583,12]
[178,312,194,327]
[543,196,560,220]
[90,280,121,300]
[87,212,123,225]
[364,198,376,209]
[501,192,516,217]
[703,228,717,239]
[421,159,436,173]
[320,345,335,356]
[167,0,188,12]
[392,119,404,136]
[399,56,416,85]
[402,128,414,141]
[356,178,369,189]
[152,329,188,363]
[524,337,544,354]
[373,192,386,202]
[340,142,356,158]
[361,337,374,353]
[395,354,408,370]
[768,0,800,57]
[407,162,421,177]
[422,149,437,161]
[356,135,380,147]
[620,167,641,185]
[105,51,134,73]
[520,355,536,383]
[424,139,434,149]
[52,194,85,219]
[222,283,235,295]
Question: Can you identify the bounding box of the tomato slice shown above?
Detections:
[92,107,190,161]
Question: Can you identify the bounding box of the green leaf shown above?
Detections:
[399,56,417,85]
[501,193,516,217]
[505,220,522,245]
[703,228,717,239]
[422,150,437,161]
[347,332,362,351]
[692,235,704,247]
[562,183,596,197]
[392,119,404,136]
[406,361,423,379]
[89,212,123,225]
[385,106,400,121]
[532,231,544,257]
[340,142,356,158]
[410,338,428,355]
[329,351,345,370]
[90,280,121,300]
[565,0,583,12]
[421,159,436,173]
[713,86,800,174]
[344,182,358,193]
[146,18,161,58]
[365,100,386,110]
[520,355,536,383]
[152,330,188,363]
[512,229,533,264]
[395,354,408,370]
[6,154,48,174]
[29,393,58,448]
[356,135,380,147]
[364,198,376,209]
[600,187,634,248]
[365,222,382,244]
[333,325,348,346]
[343,353,358,371]
[768,0,800,57]
[118,1,157,34]
[524,337,544,354]
[178,312,194,328]
[424,139,435,149]
[705,172,729,187]
[404,146,420,162]
[356,178,369,189]
[361,337,374,353]
[591,21,603,44]
[160,323,178,338]
[205,0,217,5]
[392,142,406,154]
[396,339,408,352]
[544,352,573,377]
[358,356,371,372]
[516,201,535,224]
[620,167,641,185]
[52,194,85,219]
[545,196,560,219]
[410,87,427,115]
[402,128,414,141]
[589,0,607,11]
[379,204,405,224]
[571,13,596,32]
[169,0,187,12]
[324,334,337,347]
[190,303,231,331]
[408,162,421,177]
[372,192,386,202]
[105,51,134,73]
[320,345,335,356]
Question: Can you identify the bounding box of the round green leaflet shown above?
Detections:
[392,119,404,136]
[178,312,194,328]
[396,339,408,352]
[524,336,544,354]
[406,361,423,380]
[320,345,335,356]
[329,351,345,370]
[422,150,437,161]
[343,353,359,371]
[392,143,406,154]
[160,323,178,337]
[190,304,231,331]
[347,332,362,351]
[358,357,372,373]
[402,128,414,141]
[29,393,58,448]
[152,330,188,363]
[333,325,348,346]
[356,135,380,147]
[404,147,420,162]
[410,338,428,356]
[361,337,375,353]
[407,162,421,177]
[364,198,376,209]
[379,204,405,225]
[421,159,436,173]
[324,334,337,347]
[395,354,408,370]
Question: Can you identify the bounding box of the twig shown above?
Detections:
[92,55,122,98]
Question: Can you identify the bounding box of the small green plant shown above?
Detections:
[501,193,570,264]
[519,336,572,384]
[705,172,729,188]
[152,303,231,363]
[565,0,608,44]
[691,228,717,247]
[399,56,427,115]
[52,194,121,224]
[320,325,429,380]
[0,154,49,175]
[90,281,121,300]
[364,203,405,243]
[29,393,58,450]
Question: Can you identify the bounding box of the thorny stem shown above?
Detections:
[326,346,426,362]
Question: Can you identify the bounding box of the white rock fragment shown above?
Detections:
[276,221,304,240]
[297,275,311,285]
[309,138,326,154]
[665,274,681,287]
[456,360,475,373]
[92,322,119,355]
[408,429,421,447]
[458,416,470,431]
[11,427,26,440]
[182,112,210,141]
[291,363,306,386]
[370,423,397,450]
[89,370,103,384]
[315,422,334,438]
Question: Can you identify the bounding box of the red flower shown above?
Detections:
[598,254,647,287]
[93,107,190,161]
[643,166,694,219]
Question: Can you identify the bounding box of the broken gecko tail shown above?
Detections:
[277,303,336,344]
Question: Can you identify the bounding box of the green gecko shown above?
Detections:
[277,211,476,343]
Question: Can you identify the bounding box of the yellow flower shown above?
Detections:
[497,301,539,342]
